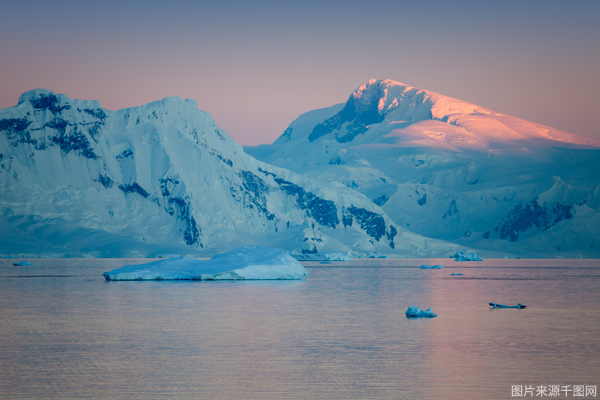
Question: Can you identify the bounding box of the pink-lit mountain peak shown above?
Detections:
[326,79,600,148]
[350,79,491,120]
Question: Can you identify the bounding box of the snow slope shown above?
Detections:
[0,89,458,257]
[246,79,600,258]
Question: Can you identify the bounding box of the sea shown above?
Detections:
[0,258,598,400]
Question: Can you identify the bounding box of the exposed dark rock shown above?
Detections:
[309,85,386,143]
[442,199,459,220]
[49,125,97,159]
[0,118,31,133]
[386,225,397,248]
[373,195,389,206]
[274,176,339,228]
[30,93,71,114]
[97,175,114,188]
[302,244,318,254]
[492,199,573,242]
[328,156,343,165]
[167,197,201,246]
[347,206,386,240]
[238,170,275,221]
[118,183,149,198]
[82,108,107,120]
[216,154,233,166]
[159,177,180,197]
[116,149,133,160]
[342,210,353,228]
[0,118,36,146]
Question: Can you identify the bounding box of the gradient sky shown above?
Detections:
[1,0,599,145]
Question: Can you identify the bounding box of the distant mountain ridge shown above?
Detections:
[0,88,458,257]
[247,79,600,257]
[2,81,599,258]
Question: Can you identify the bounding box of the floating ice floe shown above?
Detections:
[291,252,353,261]
[13,261,33,266]
[453,250,483,261]
[419,264,444,269]
[489,303,527,309]
[103,246,308,281]
[406,306,437,318]
[450,273,464,276]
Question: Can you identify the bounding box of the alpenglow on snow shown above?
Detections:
[246,79,600,258]
[0,89,458,258]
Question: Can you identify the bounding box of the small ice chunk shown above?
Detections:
[453,250,483,261]
[450,273,464,276]
[405,306,437,318]
[103,246,308,281]
[365,253,389,259]
[13,261,33,266]
[419,264,444,269]
[489,302,526,309]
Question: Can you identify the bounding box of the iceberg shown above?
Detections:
[419,264,444,269]
[405,306,437,318]
[453,250,483,261]
[291,252,353,261]
[103,246,308,281]
[13,261,33,266]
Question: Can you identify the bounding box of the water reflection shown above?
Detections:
[0,259,598,399]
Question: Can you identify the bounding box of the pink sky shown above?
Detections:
[1,0,599,146]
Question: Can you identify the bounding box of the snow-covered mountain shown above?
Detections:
[0,89,458,257]
[247,79,600,258]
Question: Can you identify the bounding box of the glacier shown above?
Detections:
[102,246,307,281]
[246,79,600,258]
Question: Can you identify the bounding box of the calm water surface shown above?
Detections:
[0,258,598,399]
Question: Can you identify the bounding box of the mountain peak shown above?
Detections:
[302,79,600,148]
[18,89,57,104]
[0,89,408,257]
[307,79,445,143]
[17,89,102,111]
[352,78,492,120]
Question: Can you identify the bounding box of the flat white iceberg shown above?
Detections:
[103,246,308,281]
[419,264,444,269]
[13,261,33,266]
[405,306,437,318]
[453,250,483,261]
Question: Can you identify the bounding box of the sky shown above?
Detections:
[1,0,599,146]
